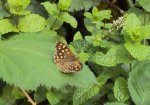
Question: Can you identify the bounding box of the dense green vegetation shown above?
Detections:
[0,0,150,105]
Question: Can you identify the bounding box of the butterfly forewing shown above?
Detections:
[54,41,83,73]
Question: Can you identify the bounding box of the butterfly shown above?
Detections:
[54,41,83,73]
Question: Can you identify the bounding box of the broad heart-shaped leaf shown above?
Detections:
[125,43,150,61]
[0,19,18,34]
[128,60,150,105]
[18,14,47,32]
[0,32,97,90]
[137,0,150,12]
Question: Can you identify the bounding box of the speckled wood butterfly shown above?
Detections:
[54,42,83,73]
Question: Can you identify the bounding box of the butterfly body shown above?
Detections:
[54,42,83,73]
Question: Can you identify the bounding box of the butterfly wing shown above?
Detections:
[54,41,83,73]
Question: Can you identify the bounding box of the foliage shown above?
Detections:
[0,0,150,105]
[128,60,150,105]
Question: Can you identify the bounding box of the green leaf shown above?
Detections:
[58,0,71,11]
[0,32,97,90]
[73,85,99,105]
[0,19,18,34]
[114,77,130,102]
[104,102,127,105]
[41,2,60,16]
[7,0,30,15]
[91,45,131,67]
[79,52,89,62]
[125,43,150,61]
[69,0,98,12]
[137,0,150,12]
[127,7,150,26]
[128,60,150,105]
[18,14,47,32]
[47,15,63,30]
[92,8,111,21]
[0,85,24,105]
[47,90,63,105]
[97,70,112,87]
[0,1,10,19]
[122,13,141,42]
[34,87,47,103]
[59,12,77,28]
[73,31,83,41]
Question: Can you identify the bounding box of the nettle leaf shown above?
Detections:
[58,0,71,11]
[47,90,63,105]
[128,60,150,105]
[0,32,97,90]
[73,85,99,105]
[104,102,127,105]
[41,2,60,15]
[114,77,130,102]
[0,19,18,34]
[137,0,150,12]
[18,14,47,32]
[91,45,131,67]
[69,0,97,12]
[0,1,10,19]
[125,43,150,61]
[7,0,30,15]
[59,12,77,28]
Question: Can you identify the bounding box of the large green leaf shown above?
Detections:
[0,32,97,90]
[18,14,47,32]
[128,60,150,105]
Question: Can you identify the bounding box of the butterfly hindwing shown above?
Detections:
[54,41,83,73]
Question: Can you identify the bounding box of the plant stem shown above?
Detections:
[20,88,37,105]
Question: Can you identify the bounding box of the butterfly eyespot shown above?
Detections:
[54,41,83,73]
